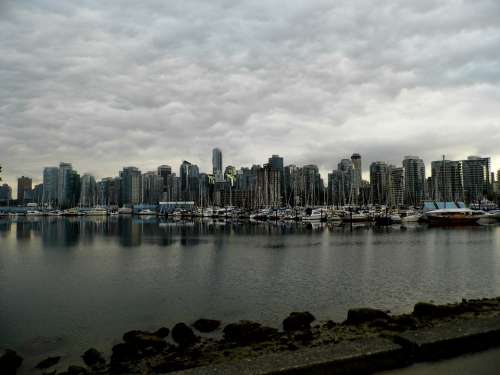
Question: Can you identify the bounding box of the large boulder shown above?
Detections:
[60,365,89,375]
[223,321,278,345]
[81,348,105,367]
[0,350,23,375]
[172,323,199,347]
[35,356,61,369]
[193,319,221,333]
[123,330,167,350]
[283,312,316,332]
[110,342,139,363]
[154,327,170,338]
[344,308,390,325]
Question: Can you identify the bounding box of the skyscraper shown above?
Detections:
[389,166,404,208]
[461,156,490,203]
[17,176,32,204]
[402,156,426,206]
[268,155,284,203]
[351,153,362,204]
[370,161,390,205]
[79,174,97,207]
[142,171,163,204]
[43,166,59,205]
[120,167,142,205]
[0,184,12,204]
[212,148,223,181]
[158,165,172,195]
[55,163,81,208]
[431,158,463,201]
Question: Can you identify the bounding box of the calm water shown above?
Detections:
[1,216,500,369]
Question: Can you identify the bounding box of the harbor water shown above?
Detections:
[1,216,500,368]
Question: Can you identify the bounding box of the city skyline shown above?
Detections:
[1,1,500,192]
[2,150,499,189]
[2,150,498,207]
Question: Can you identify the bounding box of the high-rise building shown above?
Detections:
[402,156,426,206]
[33,184,44,205]
[142,172,163,204]
[17,176,32,204]
[157,165,172,191]
[370,161,390,205]
[43,167,59,205]
[461,156,490,203]
[389,166,404,208]
[328,159,354,206]
[120,167,142,205]
[0,183,12,204]
[431,158,463,201]
[212,148,223,181]
[256,164,281,207]
[180,161,192,192]
[351,153,362,205]
[79,174,97,207]
[268,155,284,204]
[55,163,80,208]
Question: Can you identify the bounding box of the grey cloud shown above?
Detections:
[1,0,500,188]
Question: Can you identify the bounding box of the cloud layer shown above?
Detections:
[1,0,500,188]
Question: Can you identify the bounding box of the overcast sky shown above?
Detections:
[1,0,500,190]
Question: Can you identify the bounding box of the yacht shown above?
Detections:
[118,207,133,215]
[62,208,81,216]
[402,211,422,223]
[86,207,108,216]
[303,208,326,222]
[341,212,370,223]
[426,208,486,225]
[137,208,157,216]
[47,210,63,216]
[26,210,43,216]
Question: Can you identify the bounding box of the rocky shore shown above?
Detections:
[3,297,500,374]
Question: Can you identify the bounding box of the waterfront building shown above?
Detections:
[351,153,362,205]
[402,156,426,206]
[284,164,299,206]
[389,166,404,208]
[268,155,284,204]
[328,159,354,207]
[17,176,32,204]
[57,163,80,208]
[302,164,323,206]
[142,171,163,204]
[256,164,281,207]
[33,184,44,205]
[120,167,142,206]
[79,174,97,207]
[370,161,390,205]
[461,156,490,203]
[212,148,223,181]
[0,183,12,204]
[43,167,59,206]
[163,174,181,202]
[431,158,463,201]
[157,165,172,192]
[224,166,236,185]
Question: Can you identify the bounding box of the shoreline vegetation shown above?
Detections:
[3,297,500,374]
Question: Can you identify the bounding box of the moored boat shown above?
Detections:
[426,208,486,225]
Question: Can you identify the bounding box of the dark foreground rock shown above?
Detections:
[82,348,106,367]
[35,356,61,369]
[283,312,316,332]
[172,323,200,347]
[0,350,23,375]
[123,330,167,350]
[345,308,390,325]
[60,365,89,375]
[154,327,171,338]
[193,319,221,333]
[223,321,279,345]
